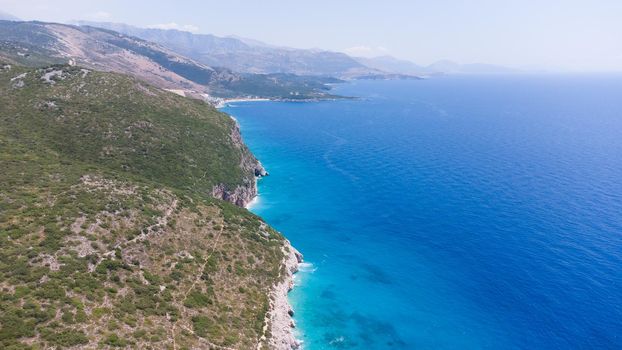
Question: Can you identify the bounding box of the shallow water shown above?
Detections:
[222,75,622,349]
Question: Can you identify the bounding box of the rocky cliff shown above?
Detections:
[212,119,268,207]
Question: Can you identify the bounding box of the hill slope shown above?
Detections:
[0,63,299,349]
[0,20,340,99]
[76,21,383,78]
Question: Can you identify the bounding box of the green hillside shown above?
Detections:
[0,64,290,349]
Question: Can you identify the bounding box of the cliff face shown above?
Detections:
[215,115,303,350]
[212,119,268,207]
[211,181,259,207]
[267,241,303,350]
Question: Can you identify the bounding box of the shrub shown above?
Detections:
[41,329,88,347]
[183,291,212,308]
[102,333,127,347]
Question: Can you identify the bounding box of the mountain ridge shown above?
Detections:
[75,21,392,78]
[355,55,520,75]
[0,20,342,100]
[77,21,518,78]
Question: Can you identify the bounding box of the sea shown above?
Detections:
[221,74,622,349]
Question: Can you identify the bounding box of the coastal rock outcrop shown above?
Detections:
[216,115,301,349]
[266,241,303,350]
[211,182,259,207]
[212,119,268,207]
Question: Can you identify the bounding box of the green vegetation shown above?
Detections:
[0,64,286,349]
[1,64,256,192]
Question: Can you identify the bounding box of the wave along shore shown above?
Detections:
[221,113,303,349]
[261,242,303,349]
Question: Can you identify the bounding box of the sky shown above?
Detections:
[1,0,622,71]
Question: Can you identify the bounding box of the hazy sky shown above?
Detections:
[2,0,622,71]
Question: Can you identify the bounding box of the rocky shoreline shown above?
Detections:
[211,118,268,207]
[215,114,303,349]
[266,241,303,350]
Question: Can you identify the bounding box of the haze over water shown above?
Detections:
[223,75,622,349]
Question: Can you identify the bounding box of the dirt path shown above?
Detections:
[170,219,237,350]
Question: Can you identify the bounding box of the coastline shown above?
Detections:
[215,97,271,108]
[248,170,303,350]
[220,108,303,349]
[215,95,354,109]
[261,240,303,350]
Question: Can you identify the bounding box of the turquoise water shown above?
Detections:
[222,75,622,349]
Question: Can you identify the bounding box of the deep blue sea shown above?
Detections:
[222,75,622,349]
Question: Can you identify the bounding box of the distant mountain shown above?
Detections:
[0,20,341,99]
[0,11,19,21]
[424,59,462,74]
[457,63,520,74]
[354,56,519,75]
[354,55,431,75]
[76,21,384,78]
[225,35,277,48]
[427,59,519,74]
